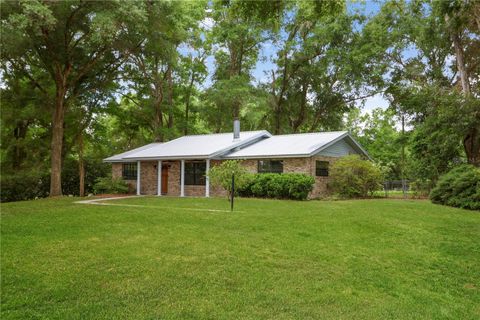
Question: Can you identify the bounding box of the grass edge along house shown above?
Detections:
[104,121,370,198]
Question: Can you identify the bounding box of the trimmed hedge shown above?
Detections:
[430,165,480,210]
[238,173,315,200]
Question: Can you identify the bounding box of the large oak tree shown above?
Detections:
[2,0,146,196]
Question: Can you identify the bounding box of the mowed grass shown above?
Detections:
[1,197,479,319]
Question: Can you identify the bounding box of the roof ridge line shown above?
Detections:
[272,131,347,137]
[179,130,266,138]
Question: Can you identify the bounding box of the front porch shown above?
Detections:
[116,159,212,197]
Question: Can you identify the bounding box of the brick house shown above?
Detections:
[104,121,369,198]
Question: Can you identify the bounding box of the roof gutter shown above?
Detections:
[222,153,312,160]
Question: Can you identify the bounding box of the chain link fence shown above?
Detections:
[381,180,432,199]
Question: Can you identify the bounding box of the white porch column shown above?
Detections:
[157,160,162,196]
[205,159,210,197]
[136,161,141,195]
[180,160,185,197]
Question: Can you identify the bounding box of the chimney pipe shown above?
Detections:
[233,119,240,140]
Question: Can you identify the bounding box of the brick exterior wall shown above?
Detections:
[140,161,158,195]
[167,161,181,196]
[309,156,338,198]
[184,185,206,197]
[111,156,338,198]
[112,163,137,194]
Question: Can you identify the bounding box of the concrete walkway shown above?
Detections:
[74,195,143,205]
[74,195,238,213]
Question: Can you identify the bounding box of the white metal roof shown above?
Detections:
[223,131,368,159]
[104,130,369,162]
[104,131,270,162]
[103,143,162,162]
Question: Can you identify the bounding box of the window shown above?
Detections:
[185,162,206,185]
[316,161,329,177]
[258,160,283,174]
[122,163,137,180]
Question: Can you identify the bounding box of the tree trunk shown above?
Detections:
[228,43,243,122]
[49,60,72,197]
[274,49,291,134]
[152,89,163,141]
[50,89,65,196]
[184,71,195,135]
[151,57,164,142]
[451,28,479,166]
[78,132,85,197]
[452,32,471,94]
[184,96,190,135]
[291,82,308,133]
[274,27,298,135]
[13,120,29,169]
[167,66,174,130]
[153,96,164,142]
[464,127,480,166]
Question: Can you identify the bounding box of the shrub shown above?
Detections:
[61,156,110,196]
[289,174,316,200]
[329,155,383,198]
[238,173,256,197]
[93,176,129,195]
[430,165,480,210]
[249,173,274,197]
[238,173,315,200]
[208,160,251,197]
[0,170,50,202]
[208,161,315,200]
[0,157,111,202]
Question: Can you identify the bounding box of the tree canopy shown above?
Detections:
[1,0,478,201]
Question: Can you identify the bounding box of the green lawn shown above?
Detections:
[1,197,479,319]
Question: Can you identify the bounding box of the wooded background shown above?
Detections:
[1,0,478,201]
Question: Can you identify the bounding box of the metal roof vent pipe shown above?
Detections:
[233,119,240,141]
